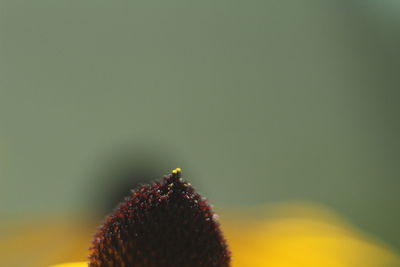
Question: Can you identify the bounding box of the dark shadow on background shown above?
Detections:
[81,144,197,219]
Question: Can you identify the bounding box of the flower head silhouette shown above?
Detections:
[49,169,400,267]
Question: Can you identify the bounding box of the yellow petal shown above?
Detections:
[50,262,87,267]
[222,203,400,267]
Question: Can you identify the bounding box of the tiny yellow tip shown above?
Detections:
[172,168,182,175]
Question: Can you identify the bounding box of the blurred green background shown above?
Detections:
[1,0,399,252]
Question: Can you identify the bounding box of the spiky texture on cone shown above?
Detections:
[89,169,230,267]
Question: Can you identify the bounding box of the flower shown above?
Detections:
[35,169,400,267]
[88,168,229,267]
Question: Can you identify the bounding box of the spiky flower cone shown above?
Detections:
[89,168,231,267]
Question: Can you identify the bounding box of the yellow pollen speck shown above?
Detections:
[172,167,182,174]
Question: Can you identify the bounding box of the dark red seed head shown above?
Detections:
[89,168,231,267]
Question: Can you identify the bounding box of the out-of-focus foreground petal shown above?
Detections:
[221,203,400,267]
[50,262,87,267]
[2,203,400,267]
